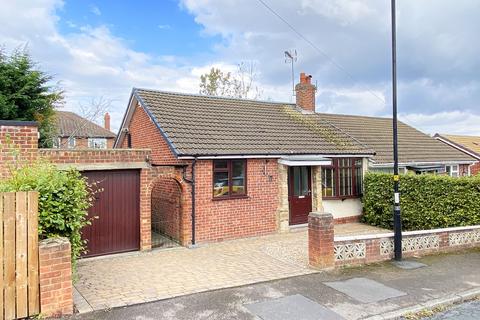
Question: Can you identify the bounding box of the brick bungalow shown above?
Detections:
[115,72,474,247]
[434,134,480,175]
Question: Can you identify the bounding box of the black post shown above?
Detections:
[391,0,402,260]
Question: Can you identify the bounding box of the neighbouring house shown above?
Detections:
[319,114,475,176]
[53,111,116,149]
[434,134,480,175]
[114,72,475,247]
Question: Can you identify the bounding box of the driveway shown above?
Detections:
[74,223,388,312]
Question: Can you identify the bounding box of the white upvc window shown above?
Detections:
[52,137,61,148]
[67,137,76,149]
[88,138,107,149]
[445,165,459,177]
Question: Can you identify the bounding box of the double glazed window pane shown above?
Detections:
[322,168,335,197]
[339,167,352,196]
[213,171,229,197]
[232,160,246,195]
[293,167,309,196]
[213,160,246,198]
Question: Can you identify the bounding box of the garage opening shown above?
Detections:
[151,178,183,249]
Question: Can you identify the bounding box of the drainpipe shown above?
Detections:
[182,157,197,247]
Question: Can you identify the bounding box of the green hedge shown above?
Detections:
[362,172,480,230]
[0,162,95,266]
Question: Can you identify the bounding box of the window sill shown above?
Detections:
[212,195,249,201]
[323,195,361,201]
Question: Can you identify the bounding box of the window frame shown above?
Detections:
[212,159,248,200]
[445,164,459,177]
[67,137,76,149]
[322,158,363,200]
[88,137,108,149]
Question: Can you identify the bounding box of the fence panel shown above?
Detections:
[1,192,40,320]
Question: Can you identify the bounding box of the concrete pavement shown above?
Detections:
[68,248,480,320]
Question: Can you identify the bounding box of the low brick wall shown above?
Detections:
[39,237,73,317]
[309,212,480,269]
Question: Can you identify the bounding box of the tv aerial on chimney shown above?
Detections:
[284,50,297,97]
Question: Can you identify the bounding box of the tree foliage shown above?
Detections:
[0,161,96,266]
[362,172,480,230]
[199,61,262,99]
[0,47,63,147]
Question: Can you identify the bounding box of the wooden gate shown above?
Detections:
[0,192,39,320]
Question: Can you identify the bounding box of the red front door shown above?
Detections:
[288,166,312,225]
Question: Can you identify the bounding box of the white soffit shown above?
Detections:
[278,155,332,166]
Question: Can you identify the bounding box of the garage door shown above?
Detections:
[82,170,140,257]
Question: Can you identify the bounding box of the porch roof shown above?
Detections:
[278,155,332,166]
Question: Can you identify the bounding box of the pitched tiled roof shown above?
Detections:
[134,89,373,156]
[54,111,115,138]
[435,134,480,160]
[316,113,475,165]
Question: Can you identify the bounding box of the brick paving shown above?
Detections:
[74,223,388,312]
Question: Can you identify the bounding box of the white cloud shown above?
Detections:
[158,24,171,30]
[0,0,209,132]
[401,111,480,136]
[1,0,478,137]
[90,5,101,16]
[181,0,480,135]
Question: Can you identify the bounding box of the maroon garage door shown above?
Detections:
[82,170,140,257]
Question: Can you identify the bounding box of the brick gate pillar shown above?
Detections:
[308,212,335,269]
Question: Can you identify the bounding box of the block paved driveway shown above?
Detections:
[74,223,387,312]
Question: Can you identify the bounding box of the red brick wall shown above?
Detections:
[151,178,183,242]
[39,148,149,164]
[295,73,316,112]
[0,123,38,178]
[308,212,480,269]
[124,103,184,165]
[39,238,73,317]
[471,162,480,175]
[459,164,469,176]
[193,159,278,243]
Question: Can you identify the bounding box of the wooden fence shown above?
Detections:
[0,192,39,320]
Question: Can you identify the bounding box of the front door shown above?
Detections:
[288,166,312,225]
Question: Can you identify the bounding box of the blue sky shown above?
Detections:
[57,0,221,61]
[1,0,479,135]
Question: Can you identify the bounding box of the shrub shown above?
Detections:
[362,172,480,230]
[0,161,95,265]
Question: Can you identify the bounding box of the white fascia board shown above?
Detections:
[278,159,332,166]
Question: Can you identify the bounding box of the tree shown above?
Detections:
[199,61,262,99]
[0,47,63,147]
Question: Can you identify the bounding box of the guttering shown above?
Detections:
[177,153,375,160]
[370,160,475,168]
[182,157,197,247]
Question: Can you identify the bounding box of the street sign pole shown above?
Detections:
[391,0,402,261]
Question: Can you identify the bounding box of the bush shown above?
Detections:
[362,172,480,230]
[0,161,95,265]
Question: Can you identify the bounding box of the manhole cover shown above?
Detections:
[245,294,345,320]
[324,277,406,303]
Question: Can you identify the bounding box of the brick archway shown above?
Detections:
[150,177,183,248]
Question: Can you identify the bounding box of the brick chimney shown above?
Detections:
[104,113,111,131]
[295,72,316,112]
